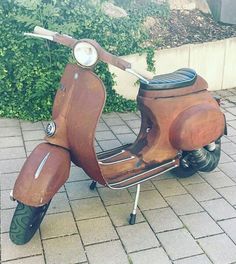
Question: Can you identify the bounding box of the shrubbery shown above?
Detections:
[0,0,169,121]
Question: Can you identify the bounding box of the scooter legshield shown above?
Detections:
[13,143,70,207]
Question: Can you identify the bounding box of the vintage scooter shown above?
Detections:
[9,26,226,245]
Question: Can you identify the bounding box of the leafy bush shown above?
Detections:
[0,0,169,121]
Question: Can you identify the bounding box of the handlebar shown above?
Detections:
[25,26,149,82]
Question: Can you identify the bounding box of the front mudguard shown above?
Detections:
[13,143,71,207]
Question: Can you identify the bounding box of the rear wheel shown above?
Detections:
[173,138,221,178]
[10,201,50,245]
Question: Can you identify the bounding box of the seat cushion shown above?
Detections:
[140,68,197,90]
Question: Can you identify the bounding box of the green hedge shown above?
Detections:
[0,0,169,121]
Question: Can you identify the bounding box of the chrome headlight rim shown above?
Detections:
[73,41,98,68]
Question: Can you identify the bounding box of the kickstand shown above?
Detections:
[129,184,141,225]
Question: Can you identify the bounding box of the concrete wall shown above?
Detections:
[168,0,210,13]
[109,37,236,100]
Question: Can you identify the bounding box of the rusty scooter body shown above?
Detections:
[10,26,226,245]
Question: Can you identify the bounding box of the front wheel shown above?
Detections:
[10,201,50,245]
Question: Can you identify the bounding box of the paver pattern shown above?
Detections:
[1,89,236,264]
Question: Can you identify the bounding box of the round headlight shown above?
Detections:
[73,42,98,67]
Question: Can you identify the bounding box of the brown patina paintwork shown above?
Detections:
[12,27,226,206]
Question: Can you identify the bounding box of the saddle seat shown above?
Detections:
[141,68,197,90]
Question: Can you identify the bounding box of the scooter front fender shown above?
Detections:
[13,143,70,207]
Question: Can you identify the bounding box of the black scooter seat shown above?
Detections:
[141,68,197,90]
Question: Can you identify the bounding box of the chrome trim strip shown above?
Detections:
[34,152,50,179]
[99,150,125,161]
[125,68,149,84]
[98,155,135,165]
[109,160,176,186]
[108,164,178,190]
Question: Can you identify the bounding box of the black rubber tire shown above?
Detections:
[10,201,50,245]
[172,151,198,178]
[173,138,221,178]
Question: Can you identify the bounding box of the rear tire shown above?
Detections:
[173,138,221,178]
[10,201,50,245]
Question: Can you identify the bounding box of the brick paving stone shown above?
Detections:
[1,255,45,264]
[226,125,236,137]
[184,182,220,202]
[221,142,236,155]
[125,119,141,129]
[43,234,86,264]
[86,240,129,264]
[219,151,234,163]
[0,127,21,137]
[201,171,235,188]
[221,135,231,143]
[1,232,42,262]
[128,180,155,192]
[118,112,140,120]
[218,218,236,243]
[173,254,212,264]
[198,234,236,264]
[98,188,133,206]
[129,247,171,264]
[22,130,45,141]
[224,111,236,121]
[96,122,109,131]
[227,107,236,116]
[1,172,18,190]
[177,174,205,186]
[153,179,187,197]
[132,189,167,210]
[47,191,71,214]
[217,186,236,205]
[20,121,43,131]
[1,208,14,233]
[106,203,144,226]
[95,130,116,141]
[24,140,44,152]
[77,216,118,245]
[201,198,236,221]
[0,137,23,148]
[71,197,107,220]
[103,117,125,126]
[117,222,159,253]
[0,147,26,160]
[67,166,89,182]
[40,211,77,239]
[65,180,99,200]
[0,158,25,173]
[144,207,183,233]
[116,133,137,144]
[218,162,236,180]
[98,139,121,151]
[166,194,203,216]
[110,125,133,134]
[158,229,203,260]
[0,118,20,127]
[180,212,223,238]
[1,190,17,209]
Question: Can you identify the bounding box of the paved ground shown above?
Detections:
[1,88,236,264]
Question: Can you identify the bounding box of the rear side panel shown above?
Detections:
[13,143,70,207]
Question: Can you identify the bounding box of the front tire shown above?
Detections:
[10,201,50,245]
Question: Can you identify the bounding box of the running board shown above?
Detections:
[107,159,179,189]
[97,143,132,160]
